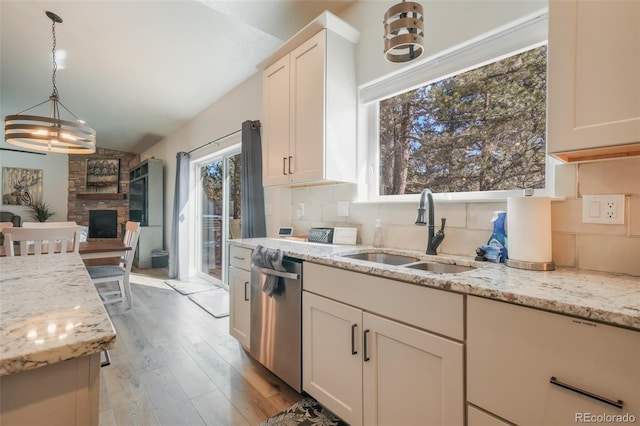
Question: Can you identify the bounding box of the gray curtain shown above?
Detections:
[241,120,266,238]
[169,151,191,278]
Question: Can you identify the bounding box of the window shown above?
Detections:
[360,11,550,201]
[379,45,547,196]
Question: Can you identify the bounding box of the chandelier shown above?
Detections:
[383,1,424,63]
[4,11,96,154]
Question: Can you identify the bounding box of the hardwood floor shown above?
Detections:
[99,267,303,426]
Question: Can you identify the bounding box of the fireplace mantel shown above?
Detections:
[76,193,127,200]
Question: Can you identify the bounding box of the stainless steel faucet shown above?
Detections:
[415,188,446,255]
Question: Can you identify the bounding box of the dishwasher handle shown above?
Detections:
[252,265,299,280]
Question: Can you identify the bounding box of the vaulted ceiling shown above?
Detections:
[0,0,354,154]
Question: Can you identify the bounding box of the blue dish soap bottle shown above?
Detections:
[487,211,508,263]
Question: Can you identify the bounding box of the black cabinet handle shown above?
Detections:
[363,329,370,362]
[244,281,249,301]
[351,324,357,355]
[233,256,245,260]
[549,376,624,409]
[288,156,293,174]
[283,157,287,175]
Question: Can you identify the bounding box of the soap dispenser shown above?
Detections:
[373,219,383,248]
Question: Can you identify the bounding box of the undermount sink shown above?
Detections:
[341,252,419,265]
[404,261,476,274]
[340,252,477,273]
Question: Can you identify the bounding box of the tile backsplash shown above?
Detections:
[282,157,640,276]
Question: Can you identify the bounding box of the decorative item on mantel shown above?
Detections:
[85,159,120,193]
[77,158,127,200]
[3,11,96,154]
[383,0,424,63]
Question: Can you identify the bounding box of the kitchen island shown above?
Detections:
[0,253,116,426]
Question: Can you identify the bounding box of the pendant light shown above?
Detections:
[4,11,96,154]
[384,1,424,63]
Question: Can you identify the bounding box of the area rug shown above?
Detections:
[258,397,347,426]
[187,287,229,318]
[164,277,218,295]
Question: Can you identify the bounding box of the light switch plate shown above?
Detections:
[582,194,625,224]
[337,201,349,217]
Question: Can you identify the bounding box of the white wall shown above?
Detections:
[141,72,271,278]
[0,149,69,223]
[340,0,547,86]
[143,0,639,277]
[141,0,549,277]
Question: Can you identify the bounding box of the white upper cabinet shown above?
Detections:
[548,0,640,162]
[263,55,291,186]
[261,13,358,186]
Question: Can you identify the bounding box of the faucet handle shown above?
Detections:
[431,227,445,254]
[439,217,446,231]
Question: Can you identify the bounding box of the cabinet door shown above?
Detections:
[228,266,250,348]
[303,292,363,426]
[548,0,640,157]
[468,296,640,426]
[289,31,326,184]
[468,405,512,426]
[362,313,464,426]
[263,55,291,186]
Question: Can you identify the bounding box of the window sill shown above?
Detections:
[354,192,566,204]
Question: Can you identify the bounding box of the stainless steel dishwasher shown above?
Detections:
[250,258,302,392]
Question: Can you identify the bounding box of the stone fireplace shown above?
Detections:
[67,148,139,240]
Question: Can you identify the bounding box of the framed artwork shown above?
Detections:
[85,159,120,193]
[2,167,44,206]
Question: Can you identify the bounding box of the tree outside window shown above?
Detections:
[379,45,547,195]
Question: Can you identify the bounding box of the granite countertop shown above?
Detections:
[230,238,640,331]
[0,254,116,376]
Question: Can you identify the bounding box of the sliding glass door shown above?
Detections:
[196,146,241,284]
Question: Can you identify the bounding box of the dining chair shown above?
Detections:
[2,226,82,256]
[23,221,88,242]
[86,221,141,308]
[0,221,14,246]
[23,221,78,228]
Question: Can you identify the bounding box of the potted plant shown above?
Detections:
[28,202,55,222]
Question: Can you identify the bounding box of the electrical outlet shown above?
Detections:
[582,194,625,224]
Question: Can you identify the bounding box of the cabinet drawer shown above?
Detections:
[229,245,252,270]
[468,296,640,425]
[304,262,463,340]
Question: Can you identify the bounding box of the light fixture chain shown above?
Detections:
[51,18,58,98]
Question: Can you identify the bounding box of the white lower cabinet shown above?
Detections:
[303,292,363,425]
[228,245,252,348]
[302,263,464,426]
[362,311,464,426]
[467,405,512,426]
[467,296,640,425]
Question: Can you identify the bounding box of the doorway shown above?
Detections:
[195,145,241,286]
